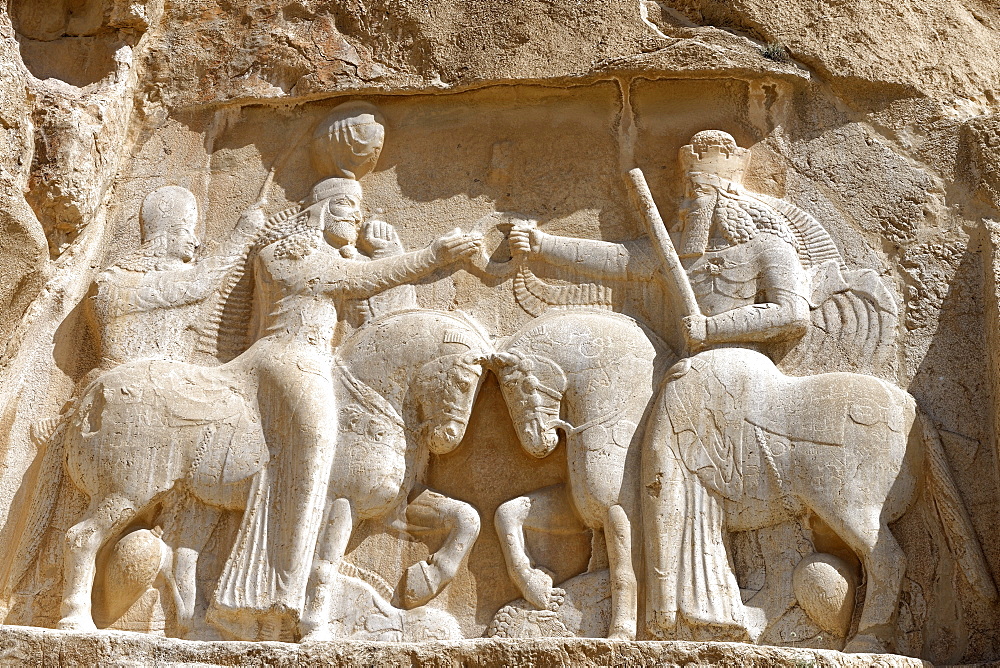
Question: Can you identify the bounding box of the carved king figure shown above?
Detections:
[206,108,482,640]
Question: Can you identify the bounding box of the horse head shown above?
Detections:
[487,349,568,459]
[413,350,487,455]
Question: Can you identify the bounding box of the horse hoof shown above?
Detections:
[403,560,441,609]
[522,568,558,611]
[844,634,887,654]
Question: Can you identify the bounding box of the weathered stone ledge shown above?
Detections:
[0,625,931,667]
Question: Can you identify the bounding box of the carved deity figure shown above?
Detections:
[635,133,814,640]
[205,173,482,639]
[508,131,995,651]
[86,185,259,370]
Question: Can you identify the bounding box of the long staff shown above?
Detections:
[625,167,701,320]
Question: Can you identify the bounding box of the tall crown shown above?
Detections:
[678,130,750,184]
[140,185,197,241]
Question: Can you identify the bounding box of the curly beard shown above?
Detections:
[678,198,715,257]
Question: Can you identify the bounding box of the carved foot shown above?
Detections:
[300,561,338,639]
[57,614,98,632]
[300,623,335,643]
[646,610,677,639]
[403,559,442,609]
[608,626,635,641]
[843,633,888,654]
[522,567,565,612]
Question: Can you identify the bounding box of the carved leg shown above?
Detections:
[59,494,138,631]
[819,510,904,653]
[395,488,481,609]
[605,504,637,640]
[742,524,802,642]
[494,484,582,611]
[159,495,223,640]
[299,497,355,642]
[642,447,687,639]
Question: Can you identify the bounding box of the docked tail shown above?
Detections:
[920,412,997,600]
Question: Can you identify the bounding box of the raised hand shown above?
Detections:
[235,204,267,238]
[359,219,404,257]
[431,228,483,263]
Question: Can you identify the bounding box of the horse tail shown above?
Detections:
[919,411,997,600]
[0,405,74,617]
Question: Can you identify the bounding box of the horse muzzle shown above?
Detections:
[426,418,469,454]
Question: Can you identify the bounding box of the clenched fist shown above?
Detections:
[236,204,267,238]
[681,313,708,351]
[508,222,541,259]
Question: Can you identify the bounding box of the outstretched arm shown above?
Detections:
[194,205,266,277]
[509,224,657,281]
[330,229,480,298]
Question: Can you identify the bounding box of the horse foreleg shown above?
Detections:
[606,504,637,640]
[299,497,355,642]
[59,494,138,631]
[742,524,802,642]
[821,510,904,653]
[495,484,582,611]
[159,495,222,640]
[395,488,481,609]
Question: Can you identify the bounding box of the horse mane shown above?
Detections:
[347,308,493,353]
[503,308,672,361]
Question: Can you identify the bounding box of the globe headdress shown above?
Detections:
[311,101,386,180]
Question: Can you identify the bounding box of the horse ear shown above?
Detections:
[491,352,521,368]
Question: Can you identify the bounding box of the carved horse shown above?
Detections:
[491,312,996,650]
[488,309,673,640]
[57,309,490,639]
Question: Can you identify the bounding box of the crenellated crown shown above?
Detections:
[678,130,750,184]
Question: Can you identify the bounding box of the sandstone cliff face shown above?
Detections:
[0,1,998,664]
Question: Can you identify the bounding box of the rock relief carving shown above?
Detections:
[491,130,996,651]
[86,185,261,371]
[19,102,489,642]
[0,92,993,657]
[485,309,673,640]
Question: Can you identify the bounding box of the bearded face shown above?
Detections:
[320,190,363,247]
[678,173,719,258]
